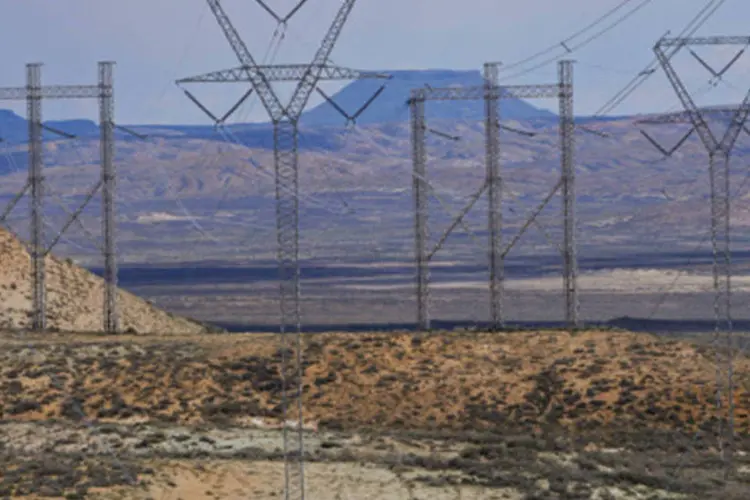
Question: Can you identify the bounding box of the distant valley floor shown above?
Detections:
[108,253,750,336]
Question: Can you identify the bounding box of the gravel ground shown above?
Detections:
[2,330,750,498]
[2,421,750,499]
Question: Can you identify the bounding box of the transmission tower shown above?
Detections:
[409,60,579,331]
[177,1,388,498]
[643,35,750,475]
[0,61,120,333]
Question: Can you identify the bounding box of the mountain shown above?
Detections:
[0,109,740,267]
[0,69,555,149]
[0,76,744,266]
[300,69,556,126]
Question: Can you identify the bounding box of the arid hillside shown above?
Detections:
[2,329,750,499]
[0,228,208,334]
[1,329,747,433]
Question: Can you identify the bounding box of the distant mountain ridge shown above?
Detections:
[0,69,557,144]
[301,68,557,125]
[0,95,745,264]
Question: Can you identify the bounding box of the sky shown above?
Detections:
[2,0,750,124]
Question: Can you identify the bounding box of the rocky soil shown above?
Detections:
[2,420,750,499]
[1,329,750,498]
[0,229,208,334]
[1,329,748,433]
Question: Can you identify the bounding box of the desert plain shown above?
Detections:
[1,226,750,498]
[2,328,750,499]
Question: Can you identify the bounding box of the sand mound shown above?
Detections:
[1,330,748,434]
[0,228,207,334]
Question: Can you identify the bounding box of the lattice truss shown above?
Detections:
[0,61,137,334]
[408,60,582,331]
[635,35,750,477]
[176,1,390,499]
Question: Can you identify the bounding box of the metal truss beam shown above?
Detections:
[411,96,429,330]
[177,64,389,84]
[409,60,578,331]
[485,63,502,330]
[559,60,578,328]
[658,36,750,47]
[427,182,487,262]
[501,179,563,259]
[0,85,99,101]
[27,64,45,331]
[45,181,102,255]
[410,83,559,102]
[636,106,746,125]
[0,62,118,334]
[99,62,118,334]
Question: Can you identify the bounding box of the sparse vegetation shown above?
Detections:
[0,228,210,334]
[1,329,749,497]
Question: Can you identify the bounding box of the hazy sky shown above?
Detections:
[2,0,750,124]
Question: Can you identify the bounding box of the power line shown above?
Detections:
[498,0,655,82]
[135,21,290,249]
[594,0,727,116]
[500,0,640,73]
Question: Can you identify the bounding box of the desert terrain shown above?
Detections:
[2,329,750,498]
[0,227,749,497]
[1,103,750,497]
[0,228,209,334]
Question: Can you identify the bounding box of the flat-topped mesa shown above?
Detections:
[0,228,209,334]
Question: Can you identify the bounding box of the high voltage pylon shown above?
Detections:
[408,60,579,331]
[176,1,388,498]
[637,34,750,476]
[0,61,121,333]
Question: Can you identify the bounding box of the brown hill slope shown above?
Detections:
[1,329,748,435]
[0,228,207,334]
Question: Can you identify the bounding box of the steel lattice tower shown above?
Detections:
[99,62,118,333]
[410,95,429,329]
[26,64,45,330]
[409,60,578,331]
[177,1,388,497]
[0,62,118,333]
[484,63,503,329]
[647,35,750,474]
[558,60,578,327]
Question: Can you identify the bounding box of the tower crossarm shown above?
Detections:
[636,106,748,125]
[658,36,750,47]
[286,0,358,118]
[177,64,389,83]
[206,0,286,120]
[654,44,717,148]
[0,85,100,100]
[409,83,559,102]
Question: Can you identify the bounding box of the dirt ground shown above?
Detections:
[0,228,207,334]
[3,419,750,499]
[1,329,749,432]
[2,329,750,498]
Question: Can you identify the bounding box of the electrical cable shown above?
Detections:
[498,0,655,83]
[194,25,287,218]
[111,5,287,256]
[645,152,750,320]
[214,125,352,215]
[574,59,647,76]
[165,12,393,265]
[0,133,103,253]
[593,0,726,116]
[499,0,639,73]
[140,22,289,249]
